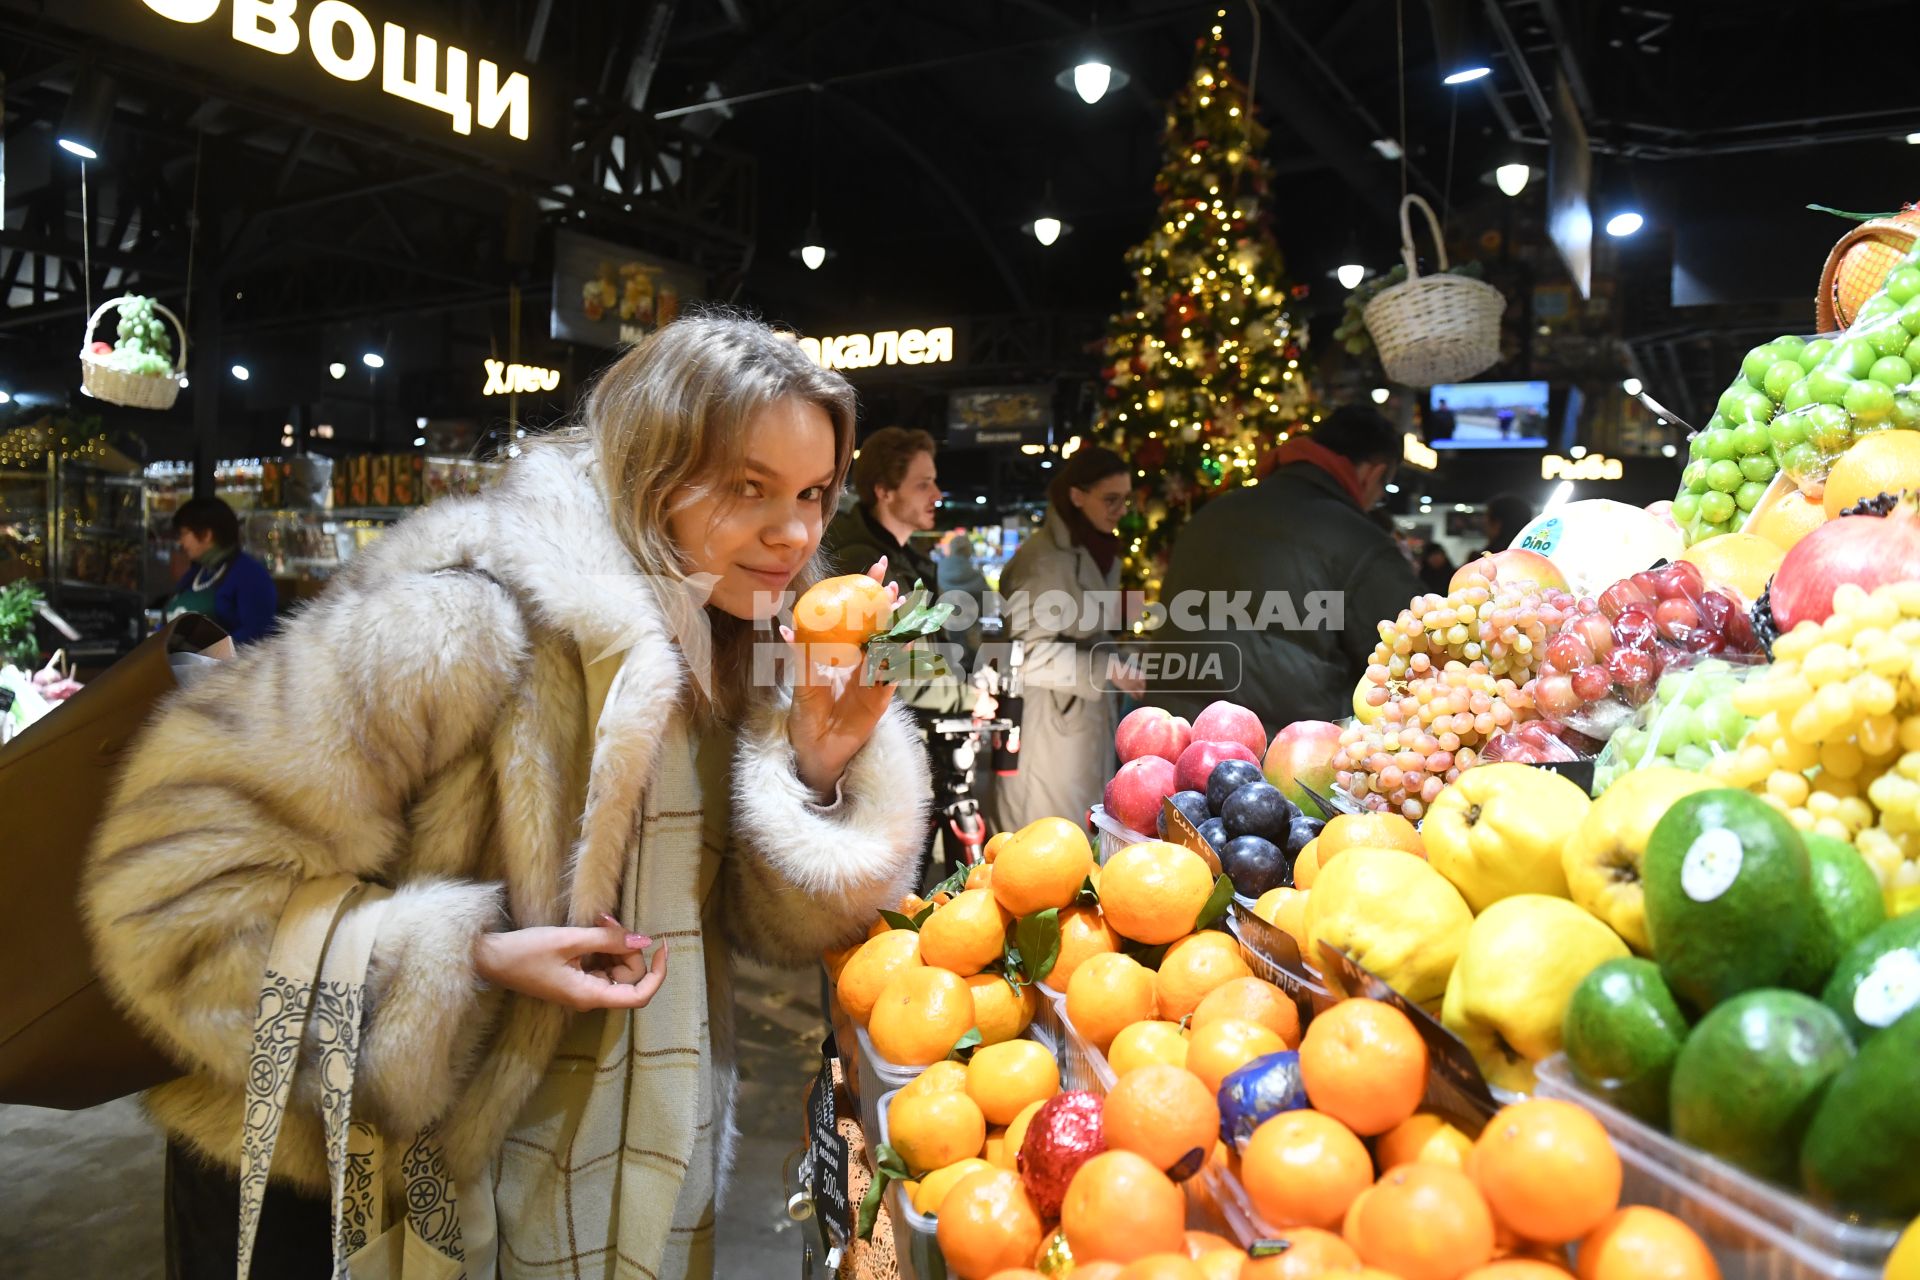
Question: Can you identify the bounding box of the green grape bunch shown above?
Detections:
[108,295,176,378]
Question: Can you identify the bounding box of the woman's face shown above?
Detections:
[667,396,838,621]
[1070,473,1132,535]
[177,528,215,560]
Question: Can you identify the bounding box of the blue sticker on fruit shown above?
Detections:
[1517,517,1562,555]
[1218,1050,1308,1152]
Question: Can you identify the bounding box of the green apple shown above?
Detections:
[1806,368,1856,405]
[1800,338,1836,371]
[1739,453,1777,484]
[1833,338,1879,379]
[1672,493,1701,524]
[1731,421,1769,455]
[1742,346,1778,385]
[1735,480,1768,512]
[1699,490,1736,524]
[1871,356,1914,390]
[1770,411,1811,448]
[1887,266,1920,306]
[1706,459,1743,492]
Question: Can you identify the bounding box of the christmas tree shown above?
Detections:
[1098,10,1318,591]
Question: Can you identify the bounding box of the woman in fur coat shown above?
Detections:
[82,313,932,1279]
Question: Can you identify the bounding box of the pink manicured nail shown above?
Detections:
[627,934,650,949]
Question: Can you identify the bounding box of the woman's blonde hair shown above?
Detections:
[559,308,857,721]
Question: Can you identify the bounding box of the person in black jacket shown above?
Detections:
[1143,405,1424,735]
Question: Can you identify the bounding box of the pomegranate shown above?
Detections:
[1770,492,1920,629]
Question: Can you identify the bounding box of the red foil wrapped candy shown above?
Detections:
[1018,1091,1107,1219]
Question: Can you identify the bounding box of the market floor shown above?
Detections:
[0,960,826,1279]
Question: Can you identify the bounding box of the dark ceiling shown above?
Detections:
[2,0,1918,476]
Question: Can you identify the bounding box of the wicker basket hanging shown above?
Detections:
[77,297,188,411]
[1815,206,1920,333]
[1362,194,1507,387]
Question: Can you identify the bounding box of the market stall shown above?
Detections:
[803,234,1920,1280]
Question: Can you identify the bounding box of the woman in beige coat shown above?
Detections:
[82,314,930,1278]
[986,446,1135,833]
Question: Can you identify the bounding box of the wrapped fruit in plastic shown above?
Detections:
[1765,245,1920,496]
[1525,560,1761,745]
[1590,655,1764,792]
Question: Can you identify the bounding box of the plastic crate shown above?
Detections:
[1534,1055,1900,1280]
[853,1023,930,1164]
[1089,804,1152,862]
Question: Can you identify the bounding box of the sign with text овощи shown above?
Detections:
[56,0,561,178]
[549,230,707,348]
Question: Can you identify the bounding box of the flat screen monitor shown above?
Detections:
[1426,381,1552,449]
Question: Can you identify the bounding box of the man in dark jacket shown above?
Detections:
[824,427,971,873]
[1144,405,1424,734]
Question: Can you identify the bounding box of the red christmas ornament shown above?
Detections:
[1193,138,1211,151]
[1018,1092,1107,1219]
[1135,439,1168,468]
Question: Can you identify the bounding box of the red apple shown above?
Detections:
[1450,548,1570,594]
[1103,755,1179,837]
[1114,705,1193,765]
[1262,719,1341,819]
[1190,699,1267,758]
[1174,738,1259,795]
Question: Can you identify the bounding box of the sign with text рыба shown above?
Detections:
[50,0,560,176]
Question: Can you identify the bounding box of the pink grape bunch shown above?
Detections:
[1334,659,1537,820]
[1363,572,1581,704]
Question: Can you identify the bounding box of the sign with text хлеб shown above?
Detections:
[482,359,560,396]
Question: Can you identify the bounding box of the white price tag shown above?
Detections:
[1681,829,1744,903]
[1854,949,1920,1030]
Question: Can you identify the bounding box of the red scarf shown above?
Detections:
[1262,437,1369,507]
[1054,494,1121,575]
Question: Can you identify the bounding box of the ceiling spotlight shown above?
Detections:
[1907,132,1920,145]
[1570,445,1588,458]
[1495,163,1530,197]
[1028,215,1069,247]
[1370,387,1391,404]
[57,68,118,160]
[1370,138,1404,160]
[328,362,346,379]
[0,390,11,405]
[1337,263,1366,290]
[974,495,988,506]
[1056,60,1130,105]
[413,436,427,447]
[1605,210,1645,237]
[791,213,833,270]
[1661,443,1678,458]
[230,364,250,381]
[1443,65,1491,84]
[1622,377,1644,396]
[361,352,385,369]
[416,416,428,429]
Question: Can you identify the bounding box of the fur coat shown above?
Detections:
[81,442,931,1195]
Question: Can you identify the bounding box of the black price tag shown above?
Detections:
[1160,795,1223,876]
[808,1045,852,1252]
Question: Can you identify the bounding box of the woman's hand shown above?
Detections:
[783,557,899,801]
[473,915,669,1011]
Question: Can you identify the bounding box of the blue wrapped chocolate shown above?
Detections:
[1218,1050,1309,1150]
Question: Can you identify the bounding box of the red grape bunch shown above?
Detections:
[1334,660,1537,820]
[1528,561,1758,731]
